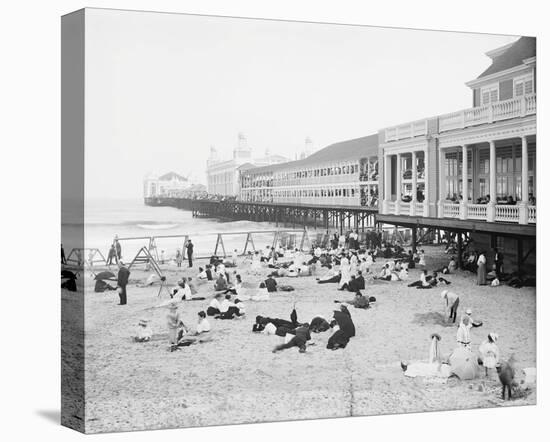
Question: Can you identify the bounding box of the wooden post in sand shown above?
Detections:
[457,232,463,269]
[411,227,417,253]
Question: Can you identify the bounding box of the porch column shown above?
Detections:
[518,136,529,224]
[487,140,496,222]
[459,144,468,220]
[395,153,402,215]
[438,147,446,217]
[411,151,417,216]
[423,149,429,217]
[383,154,391,214]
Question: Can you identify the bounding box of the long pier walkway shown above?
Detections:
[144,197,378,234]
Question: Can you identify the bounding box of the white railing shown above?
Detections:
[415,202,424,214]
[467,204,487,220]
[495,204,520,222]
[526,95,536,113]
[438,94,536,132]
[384,119,428,142]
[528,205,536,224]
[386,201,396,213]
[399,201,410,213]
[443,202,460,218]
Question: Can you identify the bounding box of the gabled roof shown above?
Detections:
[245,133,378,174]
[477,37,536,79]
[159,171,187,181]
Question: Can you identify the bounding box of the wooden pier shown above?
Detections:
[144,197,378,234]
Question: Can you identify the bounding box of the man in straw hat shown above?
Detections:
[166,301,188,351]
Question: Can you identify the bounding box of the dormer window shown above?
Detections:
[481,84,499,105]
[514,74,534,97]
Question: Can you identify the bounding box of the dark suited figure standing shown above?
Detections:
[187,239,194,268]
[61,244,67,265]
[117,263,130,305]
[115,239,122,261]
[107,244,116,265]
[493,248,503,278]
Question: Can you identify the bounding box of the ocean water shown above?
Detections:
[64,198,292,262]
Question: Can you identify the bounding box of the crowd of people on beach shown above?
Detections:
[64,226,535,401]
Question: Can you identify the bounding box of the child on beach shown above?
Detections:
[478,333,500,377]
[134,318,153,342]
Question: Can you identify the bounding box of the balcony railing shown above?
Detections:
[443,202,460,218]
[495,205,520,222]
[467,204,487,220]
[438,94,536,132]
[384,119,428,142]
[528,206,536,224]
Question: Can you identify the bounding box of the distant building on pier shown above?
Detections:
[206,133,287,197]
[143,171,191,198]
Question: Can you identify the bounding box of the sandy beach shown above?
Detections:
[62,244,536,433]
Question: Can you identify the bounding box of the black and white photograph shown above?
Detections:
[2,1,547,441]
[59,8,539,433]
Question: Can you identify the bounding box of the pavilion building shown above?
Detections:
[239,134,379,208]
[377,36,536,271]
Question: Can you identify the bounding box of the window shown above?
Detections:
[514,74,534,97]
[481,84,499,105]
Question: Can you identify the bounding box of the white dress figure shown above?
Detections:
[339,257,351,289]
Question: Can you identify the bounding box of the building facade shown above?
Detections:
[239,135,379,208]
[378,37,536,226]
[206,133,287,197]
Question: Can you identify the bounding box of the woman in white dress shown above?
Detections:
[478,333,500,377]
[418,250,426,268]
[338,256,351,289]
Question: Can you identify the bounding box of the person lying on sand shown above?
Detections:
[408,270,432,288]
[272,323,311,354]
[334,291,370,309]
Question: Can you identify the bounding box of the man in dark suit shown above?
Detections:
[117,263,130,305]
[493,248,503,278]
[186,239,194,268]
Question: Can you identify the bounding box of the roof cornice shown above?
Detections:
[465,60,535,88]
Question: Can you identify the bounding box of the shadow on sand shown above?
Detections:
[412,311,456,327]
[35,409,60,425]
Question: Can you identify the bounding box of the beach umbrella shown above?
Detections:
[449,347,478,380]
[94,271,116,281]
[61,270,77,280]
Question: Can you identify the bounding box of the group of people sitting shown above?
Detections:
[407,269,451,289]
[253,304,357,353]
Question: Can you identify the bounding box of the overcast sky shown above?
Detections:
[84,8,518,199]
